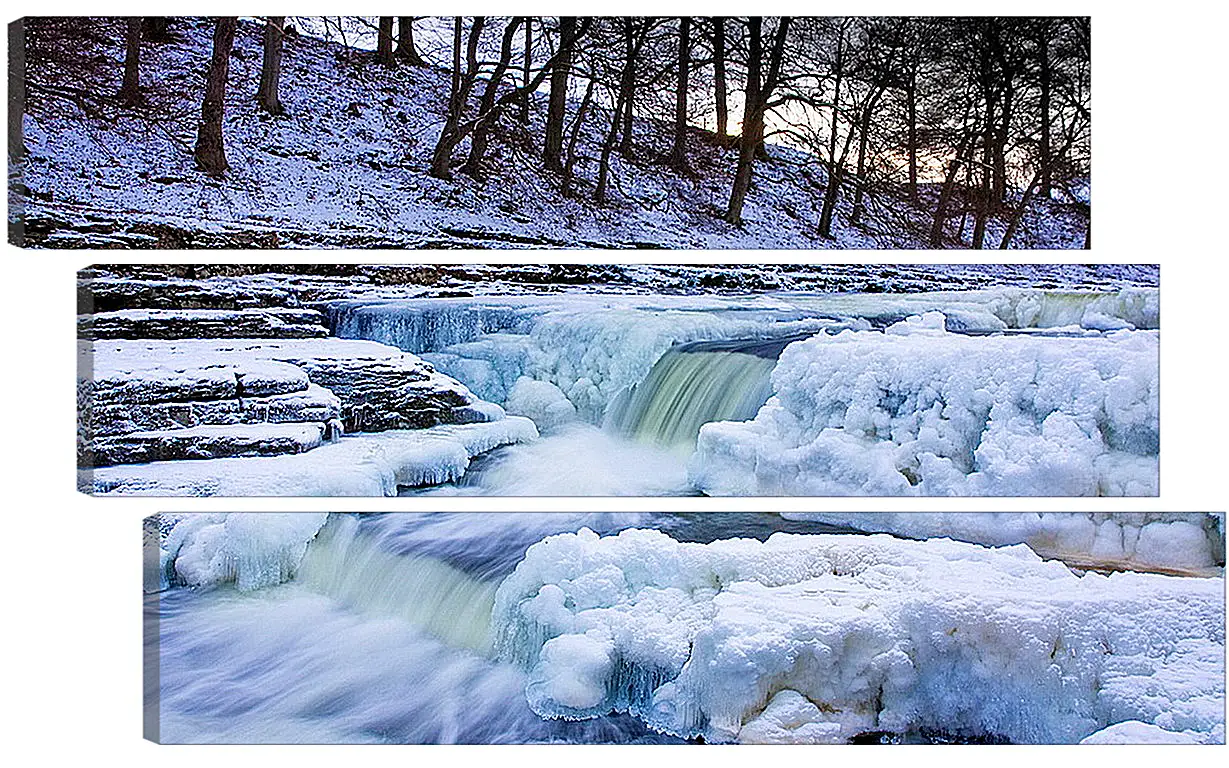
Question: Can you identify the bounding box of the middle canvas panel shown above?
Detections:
[80,263,1159,497]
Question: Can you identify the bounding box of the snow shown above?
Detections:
[414,424,691,497]
[86,417,538,496]
[691,319,1159,496]
[492,528,1225,744]
[163,513,329,591]
[1080,721,1206,744]
[503,377,578,432]
[780,513,1225,574]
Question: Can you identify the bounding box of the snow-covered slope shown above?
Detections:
[15,18,1088,249]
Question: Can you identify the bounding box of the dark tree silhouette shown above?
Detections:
[256,17,285,116]
[193,17,236,176]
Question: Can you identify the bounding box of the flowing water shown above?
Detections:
[404,336,807,496]
[151,512,857,744]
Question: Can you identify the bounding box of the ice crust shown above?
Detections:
[691,318,1159,496]
[492,528,1224,744]
[781,513,1225,574]
[163,513,329,591]
[87,418,538,496]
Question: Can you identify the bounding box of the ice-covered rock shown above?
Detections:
[90,422,334,465]
[781,513,1225,575]
[160,513,330,591]
[79,308,329,339]
[504,377,578,431]
[333,290,1158,437]
[80,337,495,466]
[85,417,539,496]
[492,528,1223,744]
[691,321,1159,496]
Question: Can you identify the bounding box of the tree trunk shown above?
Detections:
[562,78,596,198]
[396,17,424,65]
[619,20,636,157]
[928,131,972,247]
[119,17,141,106]
[670,17,691,172]
[194,17,236,177]
[905,74,918,204]
[1038,29,1052,198]
[430,17,485,179]
[544,16,576,173]
[725,17,790,225]
[256,17,284,116]
[520,19,531,124]
[464,18,523,177]
[725,18,762,225]
[377,17,394,66]
[998,173,1041,249]
[597,54,635,204]
[971,138,992,249]
[992,82,1012,206]
[713,17,728,142]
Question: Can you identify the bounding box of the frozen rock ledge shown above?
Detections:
[84,418,538,496]
[492,528,1224,744]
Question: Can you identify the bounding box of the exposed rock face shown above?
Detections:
[79,308,329,339]
[79,338,494,466]
[78,275,298,313]
[90,423,333,466]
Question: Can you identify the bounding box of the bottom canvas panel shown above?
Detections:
[144,512,1226,745]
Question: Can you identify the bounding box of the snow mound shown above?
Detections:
[492,528,1224,744]
[691,320,1159,496]
[162,513,329,591]
[781,513,1225,574]
[504,377,578,432]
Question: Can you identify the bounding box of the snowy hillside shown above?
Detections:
[13,18,1089,249]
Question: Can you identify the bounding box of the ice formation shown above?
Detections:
[692,317,1159,496]
[492,528,1224,744]
[781,513,1225,574]
[162,513,329,591]
[88,418,538,496]
[331,290,1157,440]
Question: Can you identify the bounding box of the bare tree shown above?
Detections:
[463,17,525,177]
[670,17,691,172]
[256,17,285,116]
[377,17,394,66]
[193,17,237,177]
[396,17,425,66]
[712,16,728,143]
[430,17,486,179]
[118,17,141,106]
[544,16,578,172]
[725,17,791,226]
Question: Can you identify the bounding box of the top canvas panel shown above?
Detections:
[10,16,1089,249]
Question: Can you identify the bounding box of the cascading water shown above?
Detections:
[604,335,811,450]
[153,513,676,744]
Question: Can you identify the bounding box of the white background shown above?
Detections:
[3,1,1227,765]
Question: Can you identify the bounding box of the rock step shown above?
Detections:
[88,422,340,466]
[79,308,329,340]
